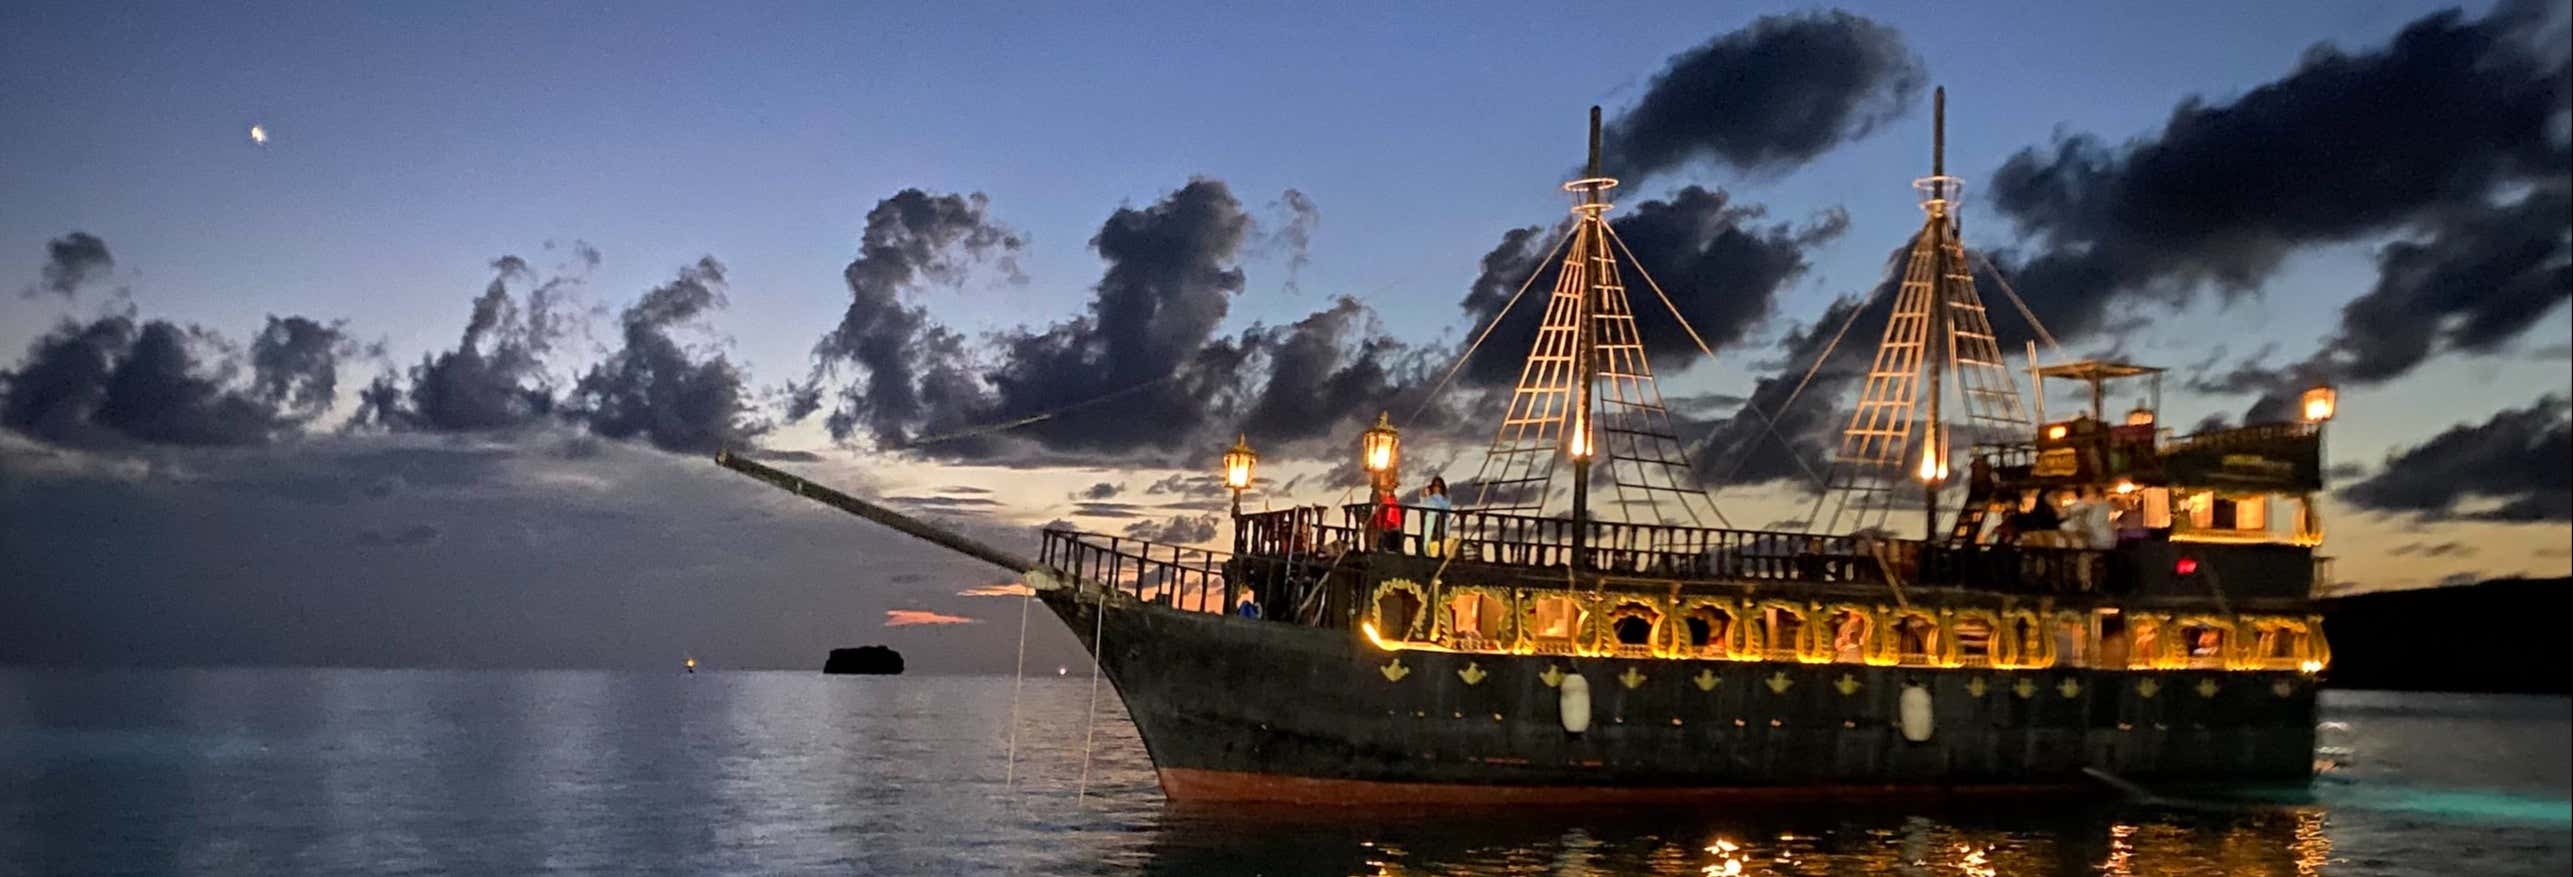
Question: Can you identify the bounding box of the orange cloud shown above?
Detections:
[957,582,1034,597]
[884,609,981,627]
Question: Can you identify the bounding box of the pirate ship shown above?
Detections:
[716,91,2337,803]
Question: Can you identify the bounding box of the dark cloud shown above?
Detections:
[569,257,764,454]
[2239,183,2571,419]
[2388,541,2475,558]
[809,189,1024,445]
[2343,395,2571,522]
[1601,9,1925,180]
[1070,501,1146,519]
[355,255,571,434]
[1268,189,1319,294]
[2,315,133,444]
[1985,0,2569,354]
[808,181,1429,466]
[29,231,114,298]
[2,310,353,448]
[886,495,1005,513]
[1076,481,1122,500]
[1236,296,1437,450]
[1459,187,1845,387]
[1122,513,1220,545]
[975,179,1255,457]
[249,316,356,419]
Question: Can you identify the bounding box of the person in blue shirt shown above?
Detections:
[1419,476,1453,555]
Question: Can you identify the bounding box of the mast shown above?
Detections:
[1570,106,1602,568]
[1922,87,1947,540]
[1467,106,1718,538]
[1814,87,2032,540]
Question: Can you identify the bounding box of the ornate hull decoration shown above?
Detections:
[1042,585,2317,804]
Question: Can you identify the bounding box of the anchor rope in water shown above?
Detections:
[1005,586,1031,790]
[1075,584,1107,805]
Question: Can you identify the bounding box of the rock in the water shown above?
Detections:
[823,645,905,675]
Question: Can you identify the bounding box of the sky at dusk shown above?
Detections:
[4,0,2566,673]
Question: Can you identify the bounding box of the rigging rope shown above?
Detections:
[1401,223,1577,430]
[1696,271,1883,498]
[895,375,1179,450]
[1075,586,1107,806]
[1968,249,2069,360]
[1604,224,1835,504]
[1005,586,1031,790]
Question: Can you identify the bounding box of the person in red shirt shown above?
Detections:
[1372,484,1404,552]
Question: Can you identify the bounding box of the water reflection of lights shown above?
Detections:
[1957,843,1996,877]
[1700,838,1745,877]
[2101,823,2137,877]
[2292,810,2333,876]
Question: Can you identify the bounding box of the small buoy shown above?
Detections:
[1899,684,1933,742]
[1558,672,1592,734]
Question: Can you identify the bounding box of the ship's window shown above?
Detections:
[1445,592,1508,649]
[2128,616,2162,668]
[1762,605,1805,658]
[2183,491,2214,530]
[2096,610,2130,668]
[1891,612,1939,665]
[1825,608,1872,663]
[2253,620,2306,662]
[1952,615,1998,666]
[1682,606,1734,657]
[2142,488,2173,530]
[2232,495,2269,533]
[2180,620,2230,667]
[2007,613,2049,668]
[1373,588,1425,641]
[1607,600,1659,651]
[1529,596,1584,642]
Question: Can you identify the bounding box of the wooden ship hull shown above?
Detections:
[1035,549,2320,804]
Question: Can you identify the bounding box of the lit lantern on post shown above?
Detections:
[1360,411,1401,491]
[1222,434,1257,516]
[2299,385,2337,423]
[1915,429,1949,486]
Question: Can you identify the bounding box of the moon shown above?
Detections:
[249,124,269,145]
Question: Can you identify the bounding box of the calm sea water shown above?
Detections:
[0,670,2563,876]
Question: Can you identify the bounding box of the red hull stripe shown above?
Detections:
[1158,768,2092,805]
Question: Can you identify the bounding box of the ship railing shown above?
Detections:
[1041,526,1345,622]
[1039,529,1240,614]
[1314,503,1888,585]
[2159,420,2320,456]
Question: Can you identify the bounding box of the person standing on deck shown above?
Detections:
[1372,484,1405,553]
[1418,477,1453,556]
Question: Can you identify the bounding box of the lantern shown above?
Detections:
[2299,385,2337,423]
[1222,434,1257,492]
[1915,429,1949,484]
[1360,411,1401,485]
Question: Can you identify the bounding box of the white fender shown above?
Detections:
[1558,673,1592,734]
[1899,684,1934,743]
[1024,569,1062,592]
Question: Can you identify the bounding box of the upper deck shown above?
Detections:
[1227,501,2323,607]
